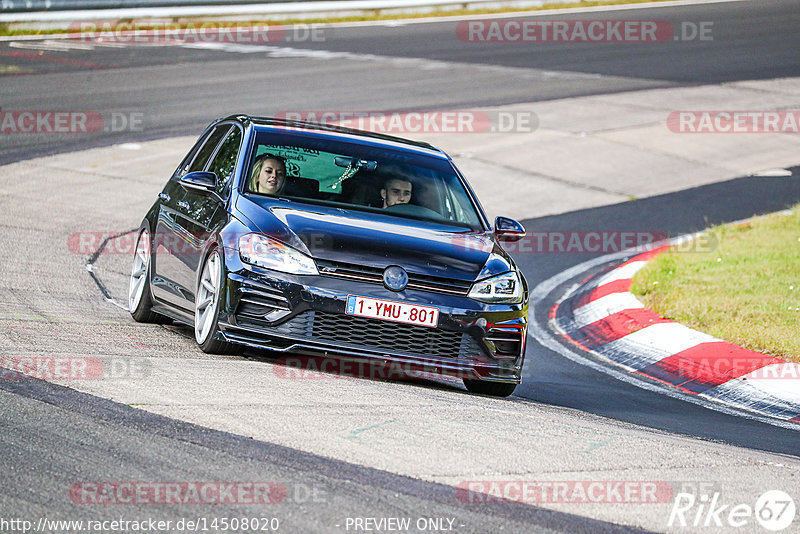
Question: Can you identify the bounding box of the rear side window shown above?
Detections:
[175,130,211,178]
[188,124,231,173]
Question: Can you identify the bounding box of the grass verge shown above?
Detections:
[1,0,681,37]
[631,205,800,363]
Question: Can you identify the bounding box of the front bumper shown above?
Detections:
[217,262,527,383]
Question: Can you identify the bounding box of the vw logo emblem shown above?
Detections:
[383,266,408,291]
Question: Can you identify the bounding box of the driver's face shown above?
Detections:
[382,179,412,208]
[256,158,286,194]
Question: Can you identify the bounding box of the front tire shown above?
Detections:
[129,228,169,324]
[463,379,517,398]
[195,247,241,355]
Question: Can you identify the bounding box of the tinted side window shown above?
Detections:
[176,130,212,178]
[188,125,231,173]
[208,127,242,196]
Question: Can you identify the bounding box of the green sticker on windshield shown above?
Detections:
[258,145,347,193]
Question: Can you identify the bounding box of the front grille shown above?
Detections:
[311,311,482,359]
[316,259,472,296]
[237,307,484,360]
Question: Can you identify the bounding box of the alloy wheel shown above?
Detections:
[195,250,221,344]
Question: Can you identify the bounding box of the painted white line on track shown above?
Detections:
[177,41,604,80]
[593,260,649,287]
[8,39,96,51]
[607,322,719,357]
[571,292,644,330]
[740,364,800,404]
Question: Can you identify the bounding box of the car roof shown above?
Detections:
[219,114,451,160]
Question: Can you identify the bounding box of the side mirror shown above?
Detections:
[180,171,217,193]
[494,216,526,242]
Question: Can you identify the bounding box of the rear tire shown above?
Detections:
[195,247,241,355]
[129,228,170,324]
[463,379,517,398]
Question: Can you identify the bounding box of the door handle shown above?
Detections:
[177,201,190,209]
[159,192,170,202]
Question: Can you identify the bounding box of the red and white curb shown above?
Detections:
[546,239,800,425]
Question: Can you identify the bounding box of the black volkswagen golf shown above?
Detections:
[129,115,529,397]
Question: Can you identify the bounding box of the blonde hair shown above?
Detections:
[249,154,287,193]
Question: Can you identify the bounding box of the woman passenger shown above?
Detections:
[250,154,286,195]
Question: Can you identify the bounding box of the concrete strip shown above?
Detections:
[419,78,800,220]
[2,77,800,531]
[3,77,800,221]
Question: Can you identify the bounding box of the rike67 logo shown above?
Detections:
[669,490,795,531]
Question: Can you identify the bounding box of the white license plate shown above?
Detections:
[345,295,439,328]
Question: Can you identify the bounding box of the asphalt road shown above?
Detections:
[1,1,799,532]
[1,0,799,164]
[0,379,639,534]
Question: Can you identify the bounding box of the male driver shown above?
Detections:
[381,178,412,208]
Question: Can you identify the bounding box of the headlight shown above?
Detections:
[468,271,522,303]
[238,233,318,275]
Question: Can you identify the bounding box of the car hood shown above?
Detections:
[235,195,510,282]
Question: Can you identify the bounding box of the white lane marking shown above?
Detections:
[528,239,800,430]
[704,373,800,420]
[116,143,142,150]
[740,364,800,403]
[612,322,718,356]
[600,323,718,370]
[9,39,96,51]
[8,38,190,52]
[754,168,793,177]
[176,41,602,79]
[593,259,649,287]
[92,40,177,48]
[571,292,644,330]
[180,42,276,53]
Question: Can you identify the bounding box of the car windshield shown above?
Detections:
[245,130,484,230]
